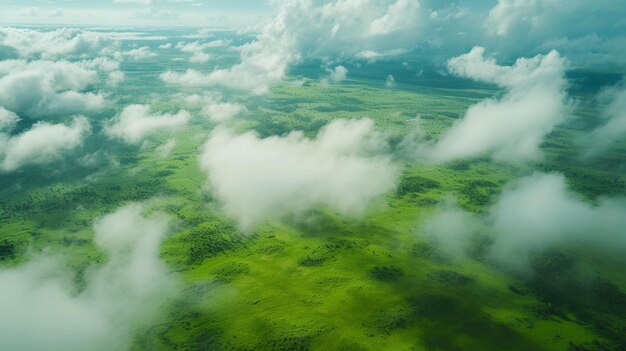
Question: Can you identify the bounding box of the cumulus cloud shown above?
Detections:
[423,172,626,272]
[326,65,348,82]
[199,118,398,229]
[182,93,247,122]
[584,82,626,155]
[161,0,422,94]
[105,104,190,144]
[123,46,157,60]
[0,60,107,118]
[0,204,175,351]
[0,27,120,60]
[132,8,179,20]
[489,173,626,271]
[0,116,91,172]
[0,106,19,131]
[483,0,626,64]
[429,47,569,162]
[176,39,229,63]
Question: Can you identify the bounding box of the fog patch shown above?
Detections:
[0,115,91,172]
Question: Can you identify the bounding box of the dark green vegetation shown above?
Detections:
[1,48,626,350]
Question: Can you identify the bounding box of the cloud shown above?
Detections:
[483,0,626,64]
[0,59,107,118]
[422,198,482,257]
[131,8,179,20]
[423,172,626,272]
[182,92,246,122]
[175,39,229,63]
[0,203,175,351]
[105,104,190,144]
[123,46,157,60]
[0,106,19,131]
[584,82,626,155]
[0,27,120,60]
[489,173,626,271]
[326,65,348,82]
[114,0,154,4]
[161,0,422,94]
[385,74,396,88]
[199,118,398,229]
[155,138,176,158]
[0,116,91,172]
[428,47,569,163]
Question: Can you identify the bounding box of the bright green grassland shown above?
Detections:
[1,70,626,350]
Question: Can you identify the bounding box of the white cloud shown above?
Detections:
[114,0,154,4]
[161,0,422,94]
[369,0,421,35]
[105,104,190,144]
[326,65,348,82]
[385,74,396,87]
[0,60,107,118]
[0,106,19,131]
[175,39,229,63]
[0,27,120,60]
[585,82,626,155]
[199,118,397,229]
[0,203,175,351]
[429,47,569,162]
[182,92,246,122]
[123,46,157,60]
[489,173,626,271]
[422,172,626,272]
[0,116,91,172]
[132,8,179,20]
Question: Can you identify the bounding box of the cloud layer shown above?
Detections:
[199,118,397,229]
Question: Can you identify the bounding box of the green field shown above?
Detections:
[2,59,626,351]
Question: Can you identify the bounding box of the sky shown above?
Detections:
[0,0,273,27]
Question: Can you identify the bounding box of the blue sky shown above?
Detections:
[0,0,273,27]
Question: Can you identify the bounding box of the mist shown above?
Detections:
[0,204,175,351]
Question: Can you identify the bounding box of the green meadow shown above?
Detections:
[2,67,625,350]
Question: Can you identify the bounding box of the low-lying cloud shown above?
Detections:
[429,47,569,163]
[0,59,107,118]
[423,172,626,272]
[585,82,626,155]
[199,118,398,229]
[0,203,175,351]
[105,104,190,145]
[0,116,91,172]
